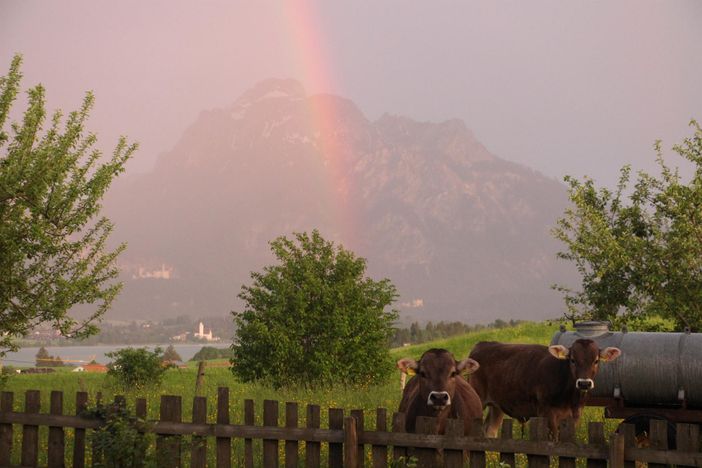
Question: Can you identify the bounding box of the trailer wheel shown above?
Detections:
[619,414,676,449]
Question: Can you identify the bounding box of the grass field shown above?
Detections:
[0,320,620,465]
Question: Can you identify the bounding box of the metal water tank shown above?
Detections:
[550,321,702,408]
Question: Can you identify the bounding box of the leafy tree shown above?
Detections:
[231,230,399,388]
[162,344,182,363]
[0,55,136,355]
[35,346,50,367]
[191,346,233,361]
[553,120,702,330]
[106,347,169,389]
[34,346,63,367]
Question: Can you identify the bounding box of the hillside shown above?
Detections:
[103,79,577,323]
[389,320,565,361]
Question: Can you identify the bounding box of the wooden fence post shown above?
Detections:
[48,390,65,468]
[72,392,88,468]
[558,418,576,468]
[587,422,606,468]
[217,387,231,468]
[391,412,406,463]
[415,416,437,468]
[617,423,635,468]
[285,402,299,468]
[609,430,625,468]
[21,389,40,467]
[350,409,364,467]
[305,404,321,467]
[468,417,486,468]
[263,399,279,468]
[499,418,515,468]
[194,361,206,396]
[157,395,182,468]
[443,418,464,468]
[135,397,147,468]
[244,399,254,468]
[648,419,668,468]
[676,422,700,453]
[328,408,344,467]
[0,391,13,466]
[191,396,207,468]
[344,416,358,468]
[371,408,387,468]
[527,417,549,468]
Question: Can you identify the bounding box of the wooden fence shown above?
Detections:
[0,388,701,467]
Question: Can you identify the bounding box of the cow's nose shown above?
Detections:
[576,378,594,390]
[428,391,451,406]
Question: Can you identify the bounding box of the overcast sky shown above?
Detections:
[2,1,701,187]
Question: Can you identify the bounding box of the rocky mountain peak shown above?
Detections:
[104,81,576,325]
[235,78,306,106]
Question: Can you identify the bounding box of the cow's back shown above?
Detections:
[469,341,553,413]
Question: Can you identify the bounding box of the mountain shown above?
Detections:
[102,79,576,324]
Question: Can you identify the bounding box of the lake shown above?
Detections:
[1,343,232,367]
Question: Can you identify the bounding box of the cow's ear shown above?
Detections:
[599,347,621,362]
[457,357,480,374]
[397,358,418,375]
[548,345,570,360]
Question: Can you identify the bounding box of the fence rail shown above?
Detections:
[0,388,701,467]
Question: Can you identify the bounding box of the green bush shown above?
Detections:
[106,347,170,389]
[87,402,154,467]
[190,346,233,361]
[232,230,398,388]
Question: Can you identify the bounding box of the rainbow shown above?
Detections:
[282,2,361,248]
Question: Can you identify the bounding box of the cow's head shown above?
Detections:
[548,339,621,391]
[397,348,479,410]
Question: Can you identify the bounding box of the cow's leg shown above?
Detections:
[484,405,504,438]
[546,411,559,441]
[537,403,560,441]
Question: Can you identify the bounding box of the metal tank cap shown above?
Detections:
[574,321,611,337]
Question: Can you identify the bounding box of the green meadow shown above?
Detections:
[1,320,621,465]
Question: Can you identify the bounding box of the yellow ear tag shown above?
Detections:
[406,368,416,376]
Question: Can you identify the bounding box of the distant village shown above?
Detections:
[21,315,232,346]
[170,321,221,342]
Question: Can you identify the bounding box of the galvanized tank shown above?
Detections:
[550,321,702,408]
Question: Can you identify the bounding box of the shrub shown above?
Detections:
[232,230,398,388]
[190,346,233,361]
[106,347,170,389]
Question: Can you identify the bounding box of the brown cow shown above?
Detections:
[397,348,483,435]
[469,339,621,439]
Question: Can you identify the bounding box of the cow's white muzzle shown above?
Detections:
[576,378,594,390]
[427,391,451,407]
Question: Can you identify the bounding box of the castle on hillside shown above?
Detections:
[194,321,220,342]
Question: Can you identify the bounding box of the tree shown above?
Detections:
[106,347,169,389]
[162,344,182,363]
[552,120,702,331]
[0,55,136,355]
[231,230,399,388]
[35,346,50,367]
[191,346,233,361]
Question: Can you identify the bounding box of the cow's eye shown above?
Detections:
[594,359,600,364]
[569,358,576,364]
[419,371,426,378]
[450,371,458,377]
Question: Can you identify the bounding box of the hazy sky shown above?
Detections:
[2,1,701,187]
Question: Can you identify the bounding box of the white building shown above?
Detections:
[194,322,220,341]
